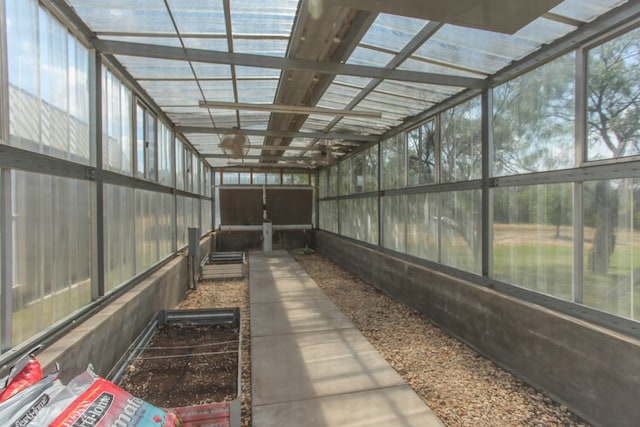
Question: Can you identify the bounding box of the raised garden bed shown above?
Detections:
[200,252,246,280]
[108,308,241,427]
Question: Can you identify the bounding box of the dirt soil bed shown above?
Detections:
[118,322,239,408]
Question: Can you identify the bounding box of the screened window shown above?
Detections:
[440,97,482,182]
[406,192,439,262]
[340,197,378,244]
[407,120,436,186]
[583,179,640,320]
[587,27,640,161]
[382,134,405,189]
[440,189,482,274]
[382,194,407,252]
[492,184,573,299]
[319,200,338,233]
[493,53,575,175]
[364,145,378,192]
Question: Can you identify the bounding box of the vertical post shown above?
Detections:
[91,52,104,299]
[574,46,588,304]
[481,88,493,278]
[0,172,13,352]
[0,0,13,351]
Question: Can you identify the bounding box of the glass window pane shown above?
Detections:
[408,120,436,185]
[587,27,640,161]
[382,194,406,252]
[441,97,482,182]
[492,184,573,298]
[364,146,378,192]
[382,134,405,189]
[441,189,482,274]
[340,197,378,245]
[583,179,640,320]
[319,200,338,234]
[493,53,575,176]
[407,192,439,261]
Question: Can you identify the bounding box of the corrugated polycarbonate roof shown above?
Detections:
[64,0,629,168]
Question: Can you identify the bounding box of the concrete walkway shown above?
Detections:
[249,250,444,427]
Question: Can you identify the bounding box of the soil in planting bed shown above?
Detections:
[118,322,239,408]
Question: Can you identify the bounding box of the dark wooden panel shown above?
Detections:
[219,187,312,225]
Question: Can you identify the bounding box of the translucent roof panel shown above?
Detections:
[238,112,271,130]
[182,38,229,51]
[411,24,541,75]
[317,84,363,110]
[332,75,373,89]
[140,80,203,106]
[199,80,236,102]
[235,66,281,79]
[115,56,195,79]
[235,79,278,103]
[347,46,395,67]
[359,13,428,52]
[100,36,183,48]
[167,0,226,35]
[551,0,628,23]
[67,0,176,34]
[398,57,487,79]
[192,63,233,79]
[514,17,577,45]
[230,0,298,36]
[375,80,462,105]
[233,39,289,57]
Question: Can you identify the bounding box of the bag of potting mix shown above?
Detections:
[27,365,180,426]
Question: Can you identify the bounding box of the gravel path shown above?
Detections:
[179,251,590,427]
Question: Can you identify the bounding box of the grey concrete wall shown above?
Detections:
[315,231,640,427]
[37,236,211,383]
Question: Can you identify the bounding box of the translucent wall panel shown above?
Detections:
[339,197,378,245]
[102,67,133,175]
[440,189,482,274]
[441,96,482,182]
[104,184,135,293]
[382,194,407,252]
[382,134,405,190]
[583,179,640,320]
[135,189,160,273]
[6,0,90,164]
[201,198,212,233]
[11,171,93,346]
[318,170,328,198]
[492,184,573,299]
[406,192,439,262]
[339,159,351,195]
[319,200,338,234]
[177,195,201,248]
[175,142,185,190]
[328,166,338,197]
[493,53,575,176]
[587,27,640,161]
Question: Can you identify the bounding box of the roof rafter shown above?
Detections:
[93,39,487,88]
